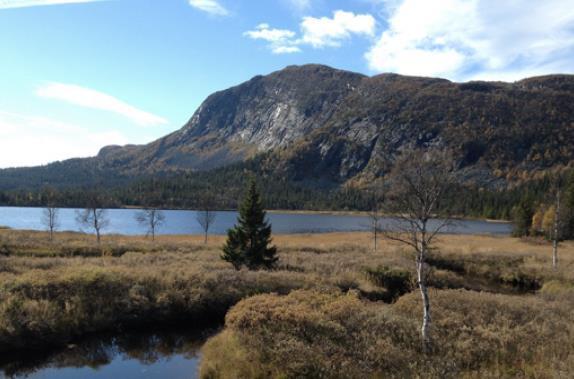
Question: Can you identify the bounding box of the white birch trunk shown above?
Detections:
[553,189,560,270]
[418,235,431,352]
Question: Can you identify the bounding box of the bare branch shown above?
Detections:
[136,208,165,241]
[76,193,109,244]
[196,193,218,243]
[380,147,456,352]
[42,207,59,241]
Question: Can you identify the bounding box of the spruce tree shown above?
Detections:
[512,197,534,237]
[222,179,278,270]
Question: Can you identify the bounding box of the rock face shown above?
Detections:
[101,65,366,172]
[1,64,574,190]
[278,72,574,187]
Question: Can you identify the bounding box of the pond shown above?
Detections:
[0,327,216,379]
[0,207,512,235]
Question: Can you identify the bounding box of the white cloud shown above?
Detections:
[243,24,301,54]
[0,0,105,9]
[272,45,303,54]
[244,24,296,43]
[245,11,375,54]
[36,83,168,127]
[0,111,130,168]
[188,0,228,16]
[301,10,376,48]
[366,0,574,81]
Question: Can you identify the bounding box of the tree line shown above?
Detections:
[0,169,566,221]
[511,171,574,240]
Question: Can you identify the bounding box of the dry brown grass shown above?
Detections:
[1,229,574,377]
[201,288,574,378]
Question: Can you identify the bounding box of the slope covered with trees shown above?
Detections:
[0,65,573,217]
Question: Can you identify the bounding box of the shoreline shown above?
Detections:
[0,229,514,240]
[0,205,511,224]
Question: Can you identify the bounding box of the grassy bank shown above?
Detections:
[0,231,316,352]
[1,230,573,376]
[199,233,574,378]
[201,289,574,378]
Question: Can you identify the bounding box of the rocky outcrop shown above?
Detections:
[99,65,366,172]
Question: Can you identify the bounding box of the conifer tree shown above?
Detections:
[512,197,534,237]
[222,179,278,270]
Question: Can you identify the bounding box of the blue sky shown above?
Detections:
[0,0,573,168]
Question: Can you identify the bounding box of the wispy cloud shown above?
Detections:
[36,83,168,127]
[243,24,301,54]
[365,0,574,81]
[245,10,376,54]
[0,111,129,168]
[188,0,228,16]
[0,0,106,9]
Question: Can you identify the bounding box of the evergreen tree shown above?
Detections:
[222,179,278,270]
[512,197,534,237]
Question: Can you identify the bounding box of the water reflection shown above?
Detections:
[0,327,215,379]
[0,206,513,236]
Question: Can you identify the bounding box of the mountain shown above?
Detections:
[1,64,574,192]
[95,64,366,172]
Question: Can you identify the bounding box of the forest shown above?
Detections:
[1,163,573,225]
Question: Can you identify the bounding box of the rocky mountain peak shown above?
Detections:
[2,65,573,191]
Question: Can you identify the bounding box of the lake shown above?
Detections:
[0,327,215,379]
[0,207,512,235]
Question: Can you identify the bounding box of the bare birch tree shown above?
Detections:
[368,190,384,253]
[382,148,455,352]
[42,207,59,241]
[552,185,562,270]
[136,208,165,241]
[76,194,109,244]
[41,186,59,241]
[196,194,217,244]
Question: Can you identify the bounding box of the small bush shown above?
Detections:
[427,254,466,274]
[541,279,574,294]
[364,266,413,299]
[499,271,541,291]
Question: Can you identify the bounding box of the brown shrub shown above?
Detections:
[201,289,574,378]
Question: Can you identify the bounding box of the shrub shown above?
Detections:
[202,289,574,378]
[364,266,413,299]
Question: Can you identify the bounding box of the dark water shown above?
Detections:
[0,207,512,235]
[0,327,216,379]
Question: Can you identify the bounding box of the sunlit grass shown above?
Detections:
[1,229,573,377]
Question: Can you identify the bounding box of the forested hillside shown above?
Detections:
[1,65,573,215]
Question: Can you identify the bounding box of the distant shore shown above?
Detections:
[0,204,511,226]
[267,209,512,223]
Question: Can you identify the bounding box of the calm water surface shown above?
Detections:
[0,327,215,379]
[0,207,512,235]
